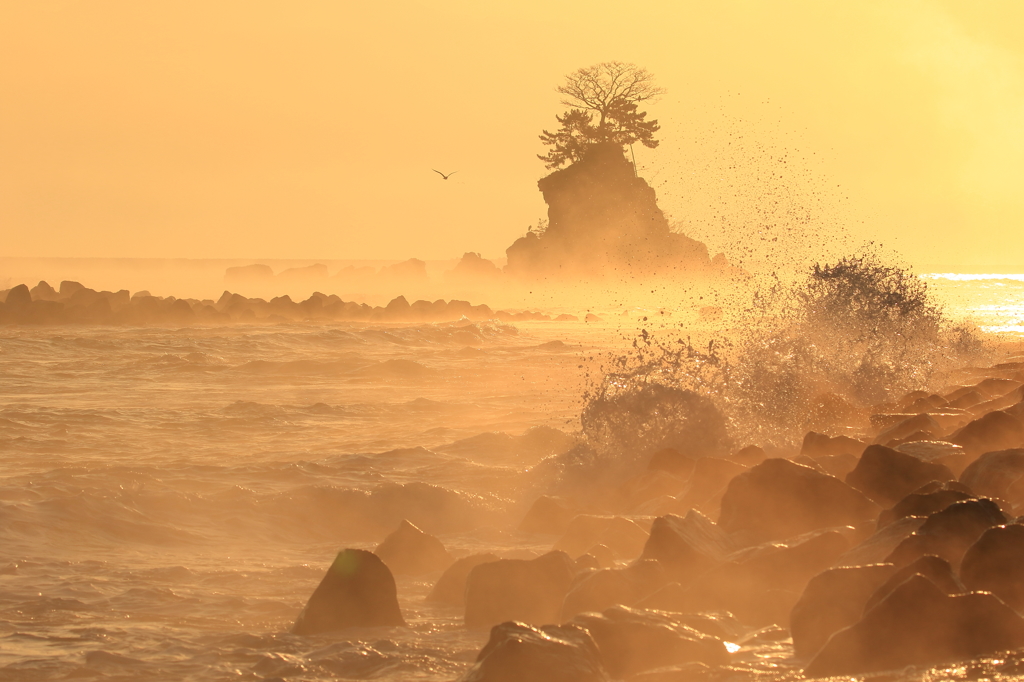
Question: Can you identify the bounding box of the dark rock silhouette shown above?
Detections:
[790,563,897,659]
[446,253,502,283]
[504,143,741,280]
[464,551,575,629]
[845,444,956,506]
[292,549,405,635]
[950,411,1024,455]
[877,487,974,528]
[460,621,609,682]
[717,458,878,542]
[373,519,454,575]
[961,524,1024,611]
[805,575,1024,677]
[800,431,866,459]
[569,606,730,678]
[427,553,500,606]
[959,449,1024,505]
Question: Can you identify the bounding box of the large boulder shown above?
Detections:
[427,553,500,606]
[959,449,1024,506]
[805,575,1024,676]
[961,524,1024,611]
[790,563,896,659]
[885,498,1007,568]
[639,511,736,583]
[569,606,730,678]
[834,516,927,567]
[373,519,454,575]
[950,412,1024,455]
[292,549,405,635]
[464,551,575,629]
[846,445,955,506]
[863,555,964,612]
[3,284,31,307]
[718,459,878,542]
[460,621,609,682]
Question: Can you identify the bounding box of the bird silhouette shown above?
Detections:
[433,169,458,180]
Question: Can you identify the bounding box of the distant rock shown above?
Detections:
[427,553,500,606]
[518,496,577,536]
[805,575,1024,676]
[560,560,668,620]
[464,551,575,628]
[460,621,609,682]
[292,549,405,635]
[4,284,30,307]
[959,449,1024,505]
[373,519,453,575]
[554,515,649,560]
[885,498,1006,568]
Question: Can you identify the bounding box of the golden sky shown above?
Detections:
[1,0,1022,268]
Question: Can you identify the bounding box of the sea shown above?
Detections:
[0,273,1021,681]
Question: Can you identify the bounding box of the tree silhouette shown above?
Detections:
[539,62,664,169]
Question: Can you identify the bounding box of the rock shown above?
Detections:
[959,449,1024,506]
[673,458,747,512]
[373,519,454,575]
[804,575,1024,677]
[790,563,897,659]
[292,549,405,635]
[680,530,850,628]
[518,496,577,536]
[897,440,970,476]
[951,411,1024,455]
[647,448,696,478]
[639,511,736,582]
[625,662,712,682]
[620,471,688,509]
[4,284,30,307]
[554,515,649,560]
[814,453,859,479]
[800,431,866,458]
[845,444,955,507]
[885,499,1007,568]
[718,459,878,542]
[874,413,943,445]
[570,606,730,678]
[961,524,1024,611]
[560,560,668,620]
[460,621,609,682]
[465,551,575,628]
[427,553,500,606]
[864,555,964,612]
[877,488,974,529]
[730,445,767,467]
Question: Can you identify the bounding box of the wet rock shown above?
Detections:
[560,560,668,619]
[647,448,696,478]
[427,553,499,606]
[373,519,454,575]
[625,661,712,682]
[845,444,955,507]
[718,458,878,542]
[885,499,1007,568]
[554,515,649,560]
[465,551,575,628]
[460,621,609,682]
[639,511,736,582]
[877,488,974,529]
[951,411,1024,455]
[959,449,1024,506]
[570,606,730,678]
[814,453,859,479]
[834,516,927,566]
[896,440,970,476]
[790,563,896,659]
[804,575,1024,677]
[292,549,405,635]
[730,445,767,467]
[874,413,943,445]
[961,524,1024,611]
[864,555,964,612]
[518,496,577,536]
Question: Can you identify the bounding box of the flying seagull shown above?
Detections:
[433,169,458,180]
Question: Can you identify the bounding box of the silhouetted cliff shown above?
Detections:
[506,142,740,279]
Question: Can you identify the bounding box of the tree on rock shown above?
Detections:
[539,62,664,169]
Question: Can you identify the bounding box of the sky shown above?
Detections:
[1,0,1022,268]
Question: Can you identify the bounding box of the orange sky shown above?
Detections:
[1,0,1022,268]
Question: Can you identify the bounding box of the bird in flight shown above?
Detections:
[433,169,458,180]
